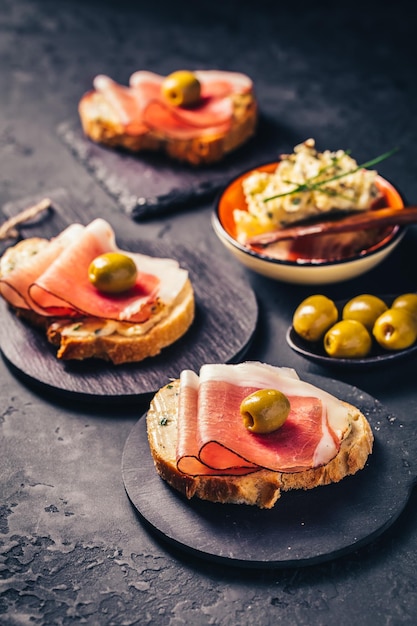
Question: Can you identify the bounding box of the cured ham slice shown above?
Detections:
[142,100,232,140]
[176,363,352,476]
[0,223,84,311]
[176,370,260,476]
[93,75,150,136]
[1,218,189,323]
[130,69,253,97]
[93,70,253,140]
[193,70,253,97]
[28,219,160,321]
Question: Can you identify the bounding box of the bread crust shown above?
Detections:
[79,89,258,166]
[47,279,194,364]
[146,380,374,509]
[0,238,195,365]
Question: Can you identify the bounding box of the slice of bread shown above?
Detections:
[147,380,374,509]
[79,73,258,166]
[0,238,195,365]
[46,279,194,364]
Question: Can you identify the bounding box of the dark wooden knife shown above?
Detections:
[247,206,417,247]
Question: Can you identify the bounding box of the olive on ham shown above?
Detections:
[93,69,251,140]
[176,362,352,476]
[0,218,189,323]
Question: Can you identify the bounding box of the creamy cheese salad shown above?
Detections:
[234,138,381,242]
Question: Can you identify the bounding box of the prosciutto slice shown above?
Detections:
[1,218,189,323]
[93,74,150,136]
[0,223,84,311]
[93,70,253,140]
[141,99,232,140]
[176,363,351,476]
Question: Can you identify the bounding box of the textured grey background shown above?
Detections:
[1,1,417,624]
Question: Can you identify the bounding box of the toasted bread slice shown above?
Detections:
[46,279,194,364]
[79,72,258,166]
[146,380,374,509]
[0,237,195,365]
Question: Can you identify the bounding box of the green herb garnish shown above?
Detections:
[263,147,398,203]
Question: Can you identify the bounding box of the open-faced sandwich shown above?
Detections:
[79,69,258,165]
[0,218,194,364]
[147,362,374,508]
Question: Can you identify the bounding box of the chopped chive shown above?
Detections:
[263,147,398,203]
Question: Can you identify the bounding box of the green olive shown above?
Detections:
[391,293,417,319]
[342,294,388,331]
[161,70,201,107]
[240,389,290,434]
[88,252,137,294]
[324,319,372,358]
[372,308,417,351]
[293,294,338,342]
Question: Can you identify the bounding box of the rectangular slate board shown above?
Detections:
[57,115,296,220]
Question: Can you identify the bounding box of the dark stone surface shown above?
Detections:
[1,0,417,624]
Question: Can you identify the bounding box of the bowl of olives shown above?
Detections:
[287,293,417,368]
[212,164,406,285]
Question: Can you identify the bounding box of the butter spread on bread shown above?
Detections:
[0,219,194,364]
[79,69,258,165]
[147,362,373,508]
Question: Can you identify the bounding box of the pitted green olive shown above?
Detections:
[372,308,417,350]
[88,252,137,294]
[324,319,372,358]
[240,389,290,434]
[342,294,388,331]
[293,294,338,342]
[391,293,417,319]
[161,71,201,107]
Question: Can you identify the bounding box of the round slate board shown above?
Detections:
[0,241,257,403]
[122,374,416,568]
